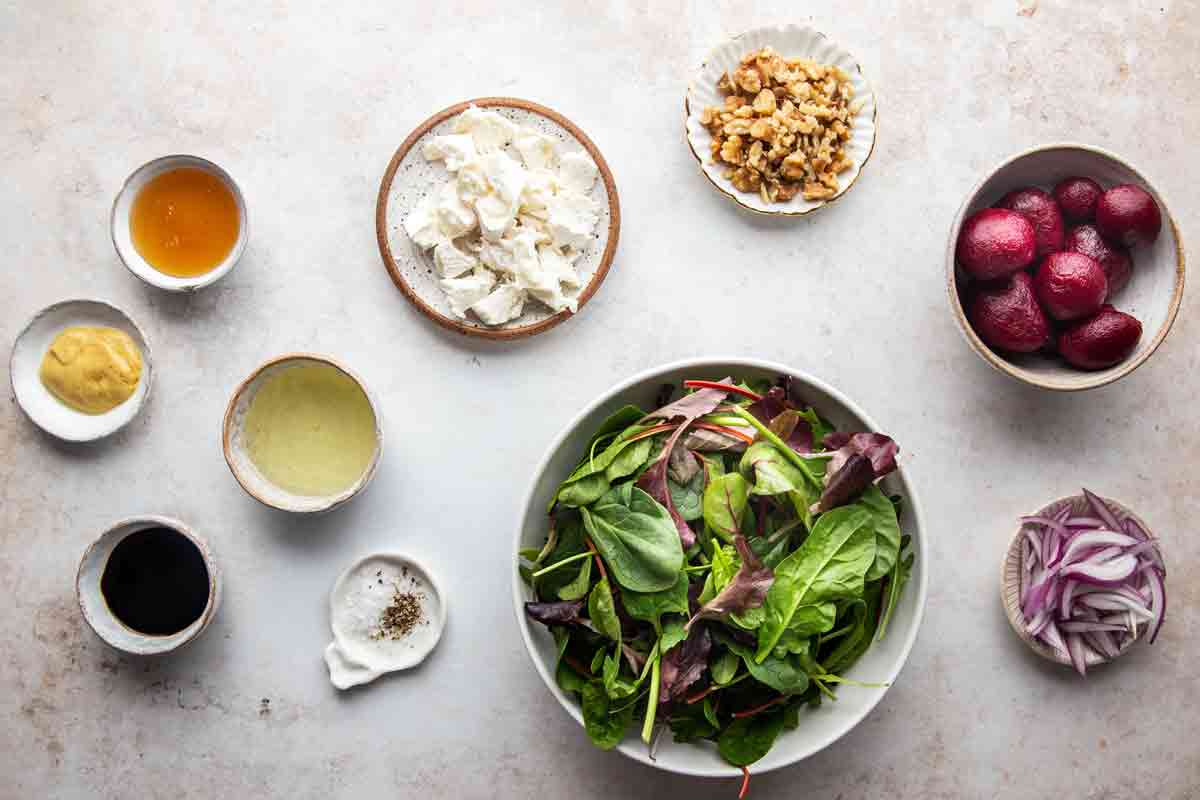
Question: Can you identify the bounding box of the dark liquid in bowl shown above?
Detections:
[100,527,210,635]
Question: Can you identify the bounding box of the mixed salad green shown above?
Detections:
[519,375,914,786]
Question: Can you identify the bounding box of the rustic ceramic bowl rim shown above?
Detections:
[945,142,1186,391]
[375,96,621,340]
[221,352,383,513]
[9,297,154,442]
[683,23,879,217]
[510,356,929,778]
[110,153,249,293]
[76,514,221,655]
[1001,493,1162,668]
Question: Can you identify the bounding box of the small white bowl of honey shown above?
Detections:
[111,154,247,292]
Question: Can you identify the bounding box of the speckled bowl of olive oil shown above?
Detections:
[111,154,247,292]
[223,354,383,513]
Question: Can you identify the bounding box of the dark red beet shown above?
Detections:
[1096,184,1161,247]
[969,272,1051,353]
[1058,306,1142,370]
[1034,252,1108,321]
[1064,224,1134,294]
[1053,177,1103,223]
[957,208,1038,281]
[997,187,1065,258]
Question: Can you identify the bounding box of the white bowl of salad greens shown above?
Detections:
[512,358,928,784]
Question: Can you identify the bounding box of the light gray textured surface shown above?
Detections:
[1,2,1196,798]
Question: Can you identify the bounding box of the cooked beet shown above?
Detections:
[1058,306,1143,369]
[969,271,1051,353]
[956,208,1038,280]
[997,187,1065,258]
[1064,224,1134,294]
[1033,252,1108,321]
[1096,184,1162,247]
[1053,177,1104,223]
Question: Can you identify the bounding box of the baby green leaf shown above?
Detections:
[858,484,902,582]
[556,555,593,601]
[582,681,631,750]
[622,571,689,630]
[717,710,788,766]
[739,441,806,496]
[711,650,740,685]
[588,578,622,643]
[702,473,749,544]
[755,506,876,662]
[581,484,683,593]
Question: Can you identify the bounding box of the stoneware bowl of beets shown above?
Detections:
[946,144,1184,391]
[512,357,928,778]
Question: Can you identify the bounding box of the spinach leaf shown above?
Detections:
[659,618,688,653]
[716,632,808,695]
[668,468,705,522]
[571,404,645,470]
[535,515,587,599]
[821,581,883,674]
[739,441,805,496]
[755,506,876,661]
[702,473,749,544]
[877,550,914,641]
[556,659,587,693]
[581,484,684,593]
[587,578,622,642]
[556,555,593,601]
[668,701,718,743]
[773,602,836,656]
[555,431,655,508]
[711,649,739,685]
[582,681,631,750]
[858,484,902,582]
[622,571,689,630]
[717,710,788,766]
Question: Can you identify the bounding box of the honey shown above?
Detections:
[130,167,240,277]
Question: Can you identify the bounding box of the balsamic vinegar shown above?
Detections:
[100,527,210,636]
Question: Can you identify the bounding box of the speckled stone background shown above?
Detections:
[2,2,1197,798]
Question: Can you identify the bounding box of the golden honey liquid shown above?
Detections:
[130,167,239,277]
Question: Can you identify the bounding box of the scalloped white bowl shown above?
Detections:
[685,25,878,216]
[512,357,928,777]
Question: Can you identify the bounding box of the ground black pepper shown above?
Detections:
[370,585,424,640]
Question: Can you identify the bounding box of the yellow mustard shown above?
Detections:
[39,327,143,414]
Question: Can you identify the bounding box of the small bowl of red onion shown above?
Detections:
[1002,489,1165,676]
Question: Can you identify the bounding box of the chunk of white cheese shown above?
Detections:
[439,267,496,318]
[545,188,600,250]
[433,241,477,279]
[559,151,599,194]
[433,182,477,240]
[514,128,559,170]
[403,192,444,251]
[537,244,582,290]
[454,106,517,154]
[422,134,477,172]
[473,153,527,242]
[470,283,526,325]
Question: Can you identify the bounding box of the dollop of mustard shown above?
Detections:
[39,326,143,414]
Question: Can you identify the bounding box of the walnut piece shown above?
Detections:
[700,46,859,204]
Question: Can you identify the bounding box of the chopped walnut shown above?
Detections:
[700,46,859,204]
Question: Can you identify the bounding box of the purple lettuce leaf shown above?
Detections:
[812,453,875,514]
[524,599,585,627]
[746,386,788,425]
[767,409,815,454]
[687,535,774,628]
[641,378,735,425]
[658,624,712,704]
[822,432,898,478]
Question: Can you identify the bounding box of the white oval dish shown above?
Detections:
[946,143,1185,391]
[111,154,248,292]
[376,98,620,339]
[222,353,383,514]
[77,515,221,656]
[512,357,928,777]
[10,298,153,442]
[685,24,878,216]
[324,552,446,689]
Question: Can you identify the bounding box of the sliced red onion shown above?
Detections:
[1077,592,1153,618]
[1056,531,1137,568]
[1066,633,1088,677]
[1021,515,1068,537]
[1059,579,1079,620]
[1082,629,1120,660]
[1060,621,1126,633]
[1022,527,1043,559]
[1060,554,1137,585]
[1041,619,1067,656]
[1082,489,1123,533]
[1143,567,1166,644]
[1065,516,1104,528]
[1026,608,1052,637]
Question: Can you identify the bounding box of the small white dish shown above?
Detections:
[111,154,248,292]
[222,353,383,514]
[324,552,446,689]
[77,515,221,656]
[10,298,153,442]
[685,24,878,216]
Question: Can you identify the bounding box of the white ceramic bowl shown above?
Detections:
[947,143,1185,391]
[685,24,878,216]
[511,357,928,777]
[10,298,153,442]
[111,154,248,292]
[222,353,383,513]
[77,515,221,656]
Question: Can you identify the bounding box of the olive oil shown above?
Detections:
[130,167,239,277]
[244,363,378,496]
[101,527,210,636]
